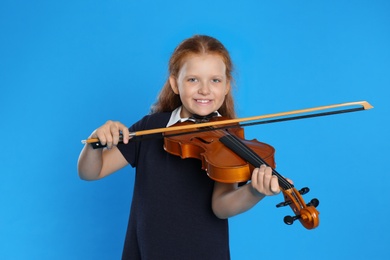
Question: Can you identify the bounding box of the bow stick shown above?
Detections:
[81,100,373,145]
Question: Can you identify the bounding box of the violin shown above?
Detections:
[82,101,373,230]
[164,116,320,229]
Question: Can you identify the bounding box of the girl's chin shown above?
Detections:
[182,104,218,117]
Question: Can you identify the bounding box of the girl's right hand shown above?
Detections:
[91,120,130,149]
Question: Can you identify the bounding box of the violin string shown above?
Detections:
[231,135,292,190]
[222,134,306,207]
[215,129,311,211]
[216,129,292,190]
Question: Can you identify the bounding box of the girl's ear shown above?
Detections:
[169,76,179,94]
[225,80,231,95]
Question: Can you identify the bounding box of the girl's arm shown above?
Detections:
[77,121,130,180]
[211,165,281,219]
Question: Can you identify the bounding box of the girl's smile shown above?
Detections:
[169,53,230,118]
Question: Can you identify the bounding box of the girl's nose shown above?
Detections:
[198,82,211,95]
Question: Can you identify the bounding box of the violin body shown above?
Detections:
[164,118,275,183]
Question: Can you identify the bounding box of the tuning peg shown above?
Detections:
[299,187,310,195]
[276,200,291,208]
[307,198,319,208]
[284,215,301,225]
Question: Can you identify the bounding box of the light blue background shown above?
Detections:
[1,1,389,259]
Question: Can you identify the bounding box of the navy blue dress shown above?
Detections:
[117,112,230,260]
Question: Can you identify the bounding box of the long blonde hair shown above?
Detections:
[151,35,236,118]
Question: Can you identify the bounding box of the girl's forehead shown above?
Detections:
[180,53,226,69]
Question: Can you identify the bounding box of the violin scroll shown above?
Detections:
[277,187,320,229]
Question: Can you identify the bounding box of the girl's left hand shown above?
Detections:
[251,164,282,196]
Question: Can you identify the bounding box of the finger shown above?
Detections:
[97,121,115,148]
[120,124,130,144]
[270,175,281,194]
[95,128,107,146]
[260,165,281,194]
[254,165,266,187]
[262,165,273,188]
[251,167,260,187]
[263,165,279,195]
[98,123,113,149]
[251,168,265,197]
[105,133,114,149]
[111,123,120,146]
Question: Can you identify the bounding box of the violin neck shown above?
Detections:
[219,132,293,190]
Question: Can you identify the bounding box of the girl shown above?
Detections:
[78,35,281,259]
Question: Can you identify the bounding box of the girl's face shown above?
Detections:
[169,54,230,118]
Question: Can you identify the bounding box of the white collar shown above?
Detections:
[166,107,186,127]
[166,106,221,127]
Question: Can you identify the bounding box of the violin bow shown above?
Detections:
[81,100,373,145]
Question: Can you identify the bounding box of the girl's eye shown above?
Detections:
[188,78,197,82]
[212,79,221,83]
